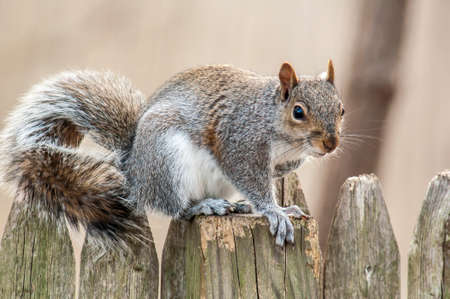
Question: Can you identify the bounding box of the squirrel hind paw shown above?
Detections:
[231,200,253,214]
[181,198,234,219]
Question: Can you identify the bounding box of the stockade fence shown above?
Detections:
[0,171,448,298]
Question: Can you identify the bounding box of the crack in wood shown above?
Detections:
[250,227,260,299]
[231,222,242,298]
[20,222,27,297]
[29,233,36,296]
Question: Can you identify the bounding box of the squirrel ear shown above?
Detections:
[326,59,335,84]
[279,62,299,101]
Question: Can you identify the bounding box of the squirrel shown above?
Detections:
[0,60,344,247]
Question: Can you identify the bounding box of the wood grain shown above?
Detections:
[79,217,159,299]
[408,170,449,299]
[0,200,76,298]
[323,174,400,299]
[275,172,309,214]
[161,214,321,299]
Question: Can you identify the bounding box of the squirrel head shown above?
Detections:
[275,60,344,157]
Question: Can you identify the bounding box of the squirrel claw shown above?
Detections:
[231,200,253,214]
[282,205,310,219]
[262,208,295,246]
[181,198,233,219]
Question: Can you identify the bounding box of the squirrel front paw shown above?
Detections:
[262,208,295,246]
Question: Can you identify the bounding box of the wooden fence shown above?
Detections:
[0,171,448,298]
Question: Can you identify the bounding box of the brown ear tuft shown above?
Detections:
[326,59,335,84]
[279,62,299,101]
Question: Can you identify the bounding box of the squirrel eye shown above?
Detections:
[341,108,345,116]
[293,105,305,120]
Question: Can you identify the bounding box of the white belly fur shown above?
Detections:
[165,130,239,204]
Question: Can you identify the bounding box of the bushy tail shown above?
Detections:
[1,70,147,248]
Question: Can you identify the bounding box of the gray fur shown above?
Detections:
[1,64,343,247]
[126,65,343,246]
[181,198,253,219]
[273,159,304,178]
[181,198,233,219]
[0,71,148,248]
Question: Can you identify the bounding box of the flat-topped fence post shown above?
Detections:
[161,172,322,299]
[275,172,309,214]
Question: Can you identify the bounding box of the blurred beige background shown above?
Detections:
[0,1,448,298]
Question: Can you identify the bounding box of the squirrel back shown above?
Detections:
[0,71,147,247]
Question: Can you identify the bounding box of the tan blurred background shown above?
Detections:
[0,1,448,298]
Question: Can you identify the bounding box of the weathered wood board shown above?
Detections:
[323,174,400,299]
[161,214,322,299]
[275,172,309,214]
[0,200,76,298]
[79,216,159,299]
[408,170,449,299]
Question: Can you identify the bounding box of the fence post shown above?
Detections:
[0,200,76,298]
[323,174,400,298]
[78,216,159,298]
[408,170,449,299]
[161,172,321,299]
[275,172,309,214]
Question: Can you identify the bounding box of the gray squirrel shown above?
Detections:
[0,60,344,247]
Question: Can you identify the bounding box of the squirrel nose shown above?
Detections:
[322,135,338,153]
